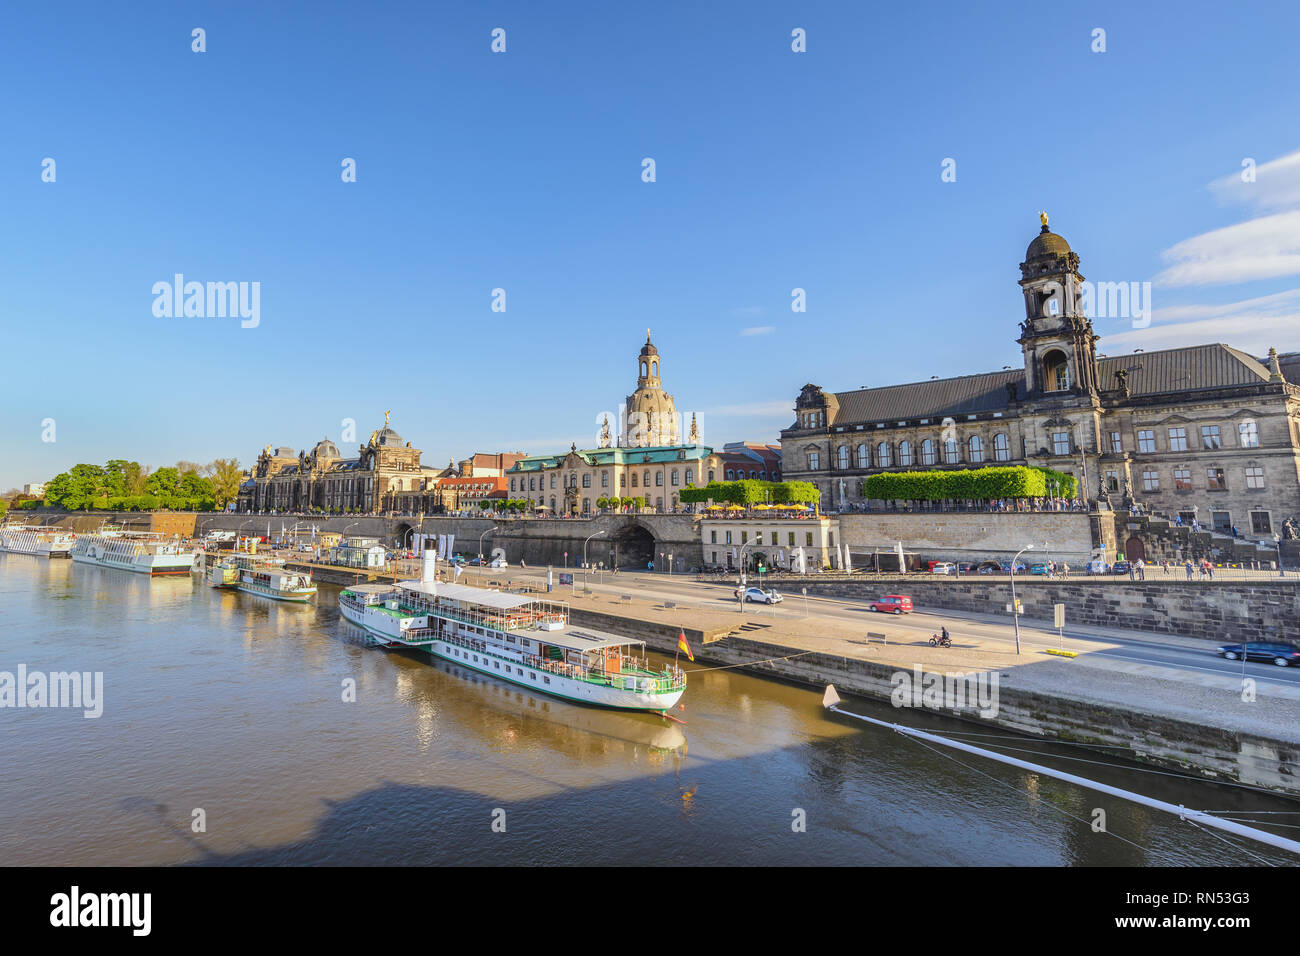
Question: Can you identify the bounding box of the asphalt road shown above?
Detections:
[489,565,1300,689]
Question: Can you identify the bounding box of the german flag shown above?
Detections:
[677,629,694,662]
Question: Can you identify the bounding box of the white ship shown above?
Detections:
[0,524,76,558]
[71,532,195,575]
[338,554,685,712]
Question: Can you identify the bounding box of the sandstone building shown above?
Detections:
[780,216,1300,540]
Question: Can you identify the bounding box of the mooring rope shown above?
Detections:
[683,650,818,673]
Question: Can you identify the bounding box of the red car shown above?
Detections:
[869,594,913,614]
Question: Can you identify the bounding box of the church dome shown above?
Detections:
[1026,217,1071,261]
[376,427,403,446]
[639,332,659,358]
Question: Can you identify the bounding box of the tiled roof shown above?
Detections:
[824,343,1276,427]
[508,444,713,472]
[831,369,1024,424]
[1097,343,1271,397]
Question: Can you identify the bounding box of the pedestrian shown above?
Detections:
[1136,558,1145,581]
[1128,562,1135,581]
[1185,560,1193,580]
[1061,562,1070,577]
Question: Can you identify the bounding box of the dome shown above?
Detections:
[1026,223,1071,261]
[313,438,340,458]
[376,426,403,446]
[639,331,658,357]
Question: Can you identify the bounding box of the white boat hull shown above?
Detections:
[338,599,683,712]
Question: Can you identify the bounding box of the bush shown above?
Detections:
[862,466,1063,501]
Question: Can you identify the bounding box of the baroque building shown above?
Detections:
[780,215,1300,539]
[238,414,443,513]
[508,335,721,514]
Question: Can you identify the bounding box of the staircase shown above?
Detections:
[1121,510,1281,567]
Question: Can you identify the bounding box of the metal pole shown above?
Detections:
[823,685,1300,857]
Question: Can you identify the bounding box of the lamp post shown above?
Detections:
[1009,544,1034,655]
[479,525,498,567]
[1275,532,1285,577]
[583,530,606,582]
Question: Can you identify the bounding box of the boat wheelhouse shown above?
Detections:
[338,559,685,712]
[70,532,195,575]
[0,524,76,558]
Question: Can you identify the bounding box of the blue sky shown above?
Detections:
[3,0,1299,490]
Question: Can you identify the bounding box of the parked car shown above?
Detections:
[976,561,1001,575]
[1000,561,1028,573]
[957,563,975,574]
[930,562,957,575]
[869,594,913,614]
[744,587,782,604]
[488,556,507,568]
[1111,560,1131,575]
[1085,559,1110,575]
[1028,563,1051,575]
[1217,642,1300,667]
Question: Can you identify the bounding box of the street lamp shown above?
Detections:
[1009,544,1034,655]
[583,530,606,571]
[1275,532,1285,578]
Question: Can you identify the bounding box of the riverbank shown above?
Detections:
[549,585,1300,796]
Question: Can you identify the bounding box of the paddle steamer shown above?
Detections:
[71,532,195,575]
[338,555,685,712]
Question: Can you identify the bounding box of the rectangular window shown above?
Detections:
[1168,427,1188,452]
[671,470,678,486]
[601,471,609,487]
[725,531,732,544]
[1051,432,1070,456]
[1109,431,1122,453]
[710,530,717,544]
[805,532,813,546]
[741,531,748,544]
[1251,512,1272,534]
[582,474,590,487]
[808,452,820,470]
[655,472,663,486]
[829,532,835,548]
[1201,425,1221,449]
[788,532,795,546]
[1173,467,1191,491]
[1207,467,1227,490]
[1137,430,1155,453]
[1239,421,1260,448]
[1142,469,1159,492]
[1245,467,1265,489]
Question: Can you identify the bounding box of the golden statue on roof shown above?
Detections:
[1039,211,1049,228]
[384,409,391,427]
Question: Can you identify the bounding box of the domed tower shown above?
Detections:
[1017,213,1100,398]
[622,331,680,446]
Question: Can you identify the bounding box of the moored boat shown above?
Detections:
[338,554,685,712]
[70,532,195,575]
[0,524,76,558]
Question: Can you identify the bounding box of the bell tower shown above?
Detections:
[1017,213,1100,398]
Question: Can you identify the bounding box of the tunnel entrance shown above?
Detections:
[609,524,656,571]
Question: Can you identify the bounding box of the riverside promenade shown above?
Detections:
[479,567,1300,794]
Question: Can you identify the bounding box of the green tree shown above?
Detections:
[209,459,243,508]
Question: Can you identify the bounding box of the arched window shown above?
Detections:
[1043,350,1071,391]
[856,443,869,468]
[944,439,960,464]
[726,469,735,480]
[993,433,1010,462]
[837,445,849,469]
[898,440,913,466]
[920,439,936,465]
[877,442,892,468]
[968,435,985,464]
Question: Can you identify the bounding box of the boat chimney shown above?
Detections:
[421,549,437,584]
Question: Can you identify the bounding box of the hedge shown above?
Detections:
[862,466,1077,501]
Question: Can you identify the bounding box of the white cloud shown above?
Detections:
[1100,287,1300,354]
[1210,149,1300,212]
[741,325,775,336]
[1154,209,1300,287]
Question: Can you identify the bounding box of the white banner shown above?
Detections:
[445,534,455,560]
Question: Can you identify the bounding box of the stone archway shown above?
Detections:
[610,523,656,571]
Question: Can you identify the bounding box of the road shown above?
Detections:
[483,565,1300,690]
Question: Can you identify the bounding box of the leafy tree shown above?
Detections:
[209,459,243,508]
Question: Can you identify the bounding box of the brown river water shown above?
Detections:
[1,555,1295,866]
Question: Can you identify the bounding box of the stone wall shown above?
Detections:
[839,511,1102,564]
[797,577,1300,644]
